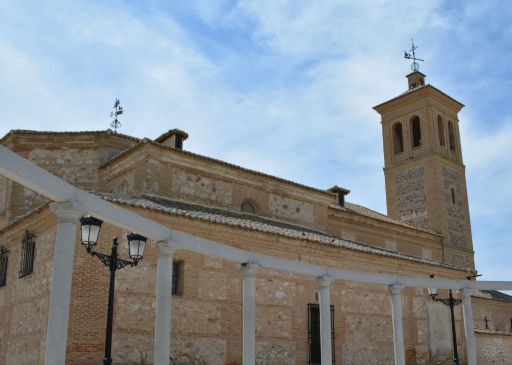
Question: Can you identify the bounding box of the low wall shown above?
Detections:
[476,330,512,365]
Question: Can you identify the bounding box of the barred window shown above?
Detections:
[172,261,183,296]
[0,246,9,287]
[19,231,36,278]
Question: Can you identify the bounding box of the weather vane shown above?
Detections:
[404,39,424,72]
[110,99,124,132]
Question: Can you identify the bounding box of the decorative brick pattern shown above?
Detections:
[395,165,430,229]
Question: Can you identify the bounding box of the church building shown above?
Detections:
[0,70,511,365]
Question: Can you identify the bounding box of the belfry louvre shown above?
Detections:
[0,71,511,365]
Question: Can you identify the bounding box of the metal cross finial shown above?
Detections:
[110,99,124,132]
[404,39,424,72]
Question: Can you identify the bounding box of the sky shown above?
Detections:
[0,1,511,283]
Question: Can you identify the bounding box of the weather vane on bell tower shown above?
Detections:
[110,99,123,132]
[404,39,424,72]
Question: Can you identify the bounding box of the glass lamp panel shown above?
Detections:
[81,224,100,245]
[428,287,437,297]
[127,233,146,260]
[80,216,102,245]
[129,240,145,259]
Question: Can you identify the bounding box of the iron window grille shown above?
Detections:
[19,231,36,278]
[0,246,9,287]
[172,261,183,296]
[308,303,335,365]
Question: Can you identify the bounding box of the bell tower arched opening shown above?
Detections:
[410,116,422,148]
[393,122,404,153]
[437,115,445,146]
[448,121,456,151]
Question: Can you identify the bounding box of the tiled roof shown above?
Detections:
[96,192,465,271]
[373,84,464,111]
[155,129,189,142]
[331,202,440,235]
[473,290,512,303]
[0,129,141,144]
[0,202,50,234]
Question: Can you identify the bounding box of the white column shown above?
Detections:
[242,262,259,365]
[462,289,477,365]
[45,202,82,365]
[388,284,405,365]
[154,241,175,365]
[317,276,334,365]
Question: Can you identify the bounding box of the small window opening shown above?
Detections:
[19,231,36,278]
[172,261,183,296]
[448,121,456,151]
[451,188,456,205]
[0,246,9,287]
[393,122,404,153]
[411,116,422,148]
[437,116,445,146]
[241,202,256,214]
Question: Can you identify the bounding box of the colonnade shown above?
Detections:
[45,207,478,365]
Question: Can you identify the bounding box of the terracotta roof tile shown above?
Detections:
[96,192,465,271]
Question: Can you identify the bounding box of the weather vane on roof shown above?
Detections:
[110,99,123,132]
[404,39,424,72]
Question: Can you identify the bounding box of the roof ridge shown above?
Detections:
[0,129,141,144]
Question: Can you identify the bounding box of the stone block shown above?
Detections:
[339,288,391,314]
[256,341,296,365]
[5,337,41,365]
[172,170,232,206]
[173,300,221,335]
[269,194,314,223]
[256,306,292,338]
[113,333,154,365]
[256,278,295,306]
[172,337,226,365]
[198,270,227,300]
[116,295,155,332]
[11,299,47,335]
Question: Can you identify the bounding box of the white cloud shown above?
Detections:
[0,1,511,282]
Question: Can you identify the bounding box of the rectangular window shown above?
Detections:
[0,246,8,287]
[308,303,335,365]
[172,261,183,296]
[19,231,36,278]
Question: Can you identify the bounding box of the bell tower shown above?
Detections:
[374,70,474,269]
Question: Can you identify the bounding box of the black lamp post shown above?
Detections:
[428,285,462,365]
[80,216,147,365]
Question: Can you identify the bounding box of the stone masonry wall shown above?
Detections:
[472,296,512,333]
[0,210,56,365]
[476,332,512,365]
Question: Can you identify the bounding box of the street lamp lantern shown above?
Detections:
[79,216,146,365]
[127,233,146,264]
[428,287,438,299]
[80,215,103,251]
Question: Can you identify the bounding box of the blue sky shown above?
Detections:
[1,1,511,283]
